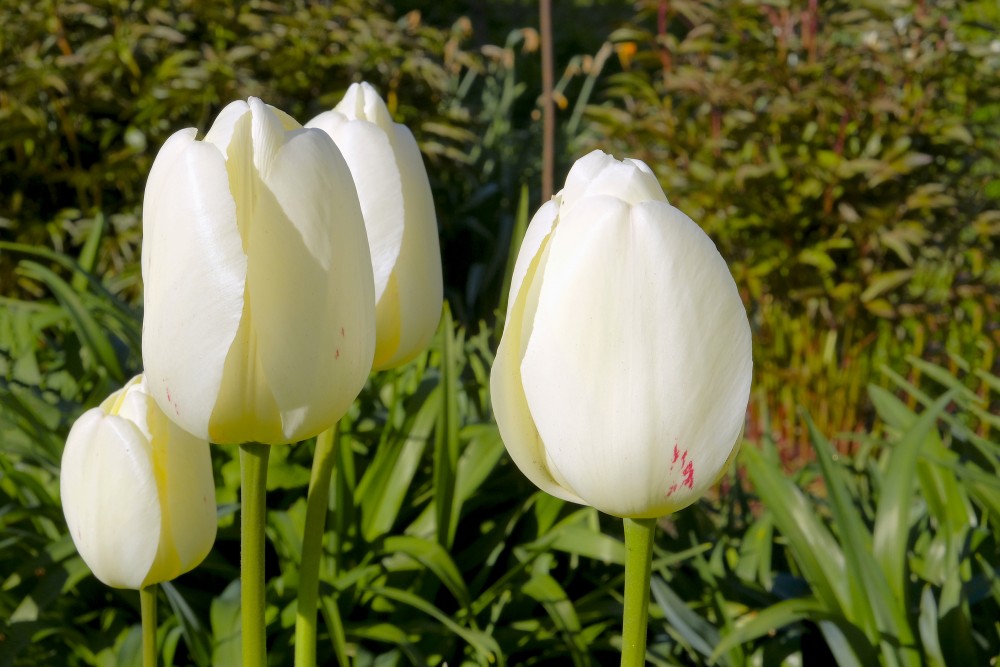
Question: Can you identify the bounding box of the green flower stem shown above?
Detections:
[240,442,271,667]
[621,517,657,667]
[140,585,157,667]
[295,426,339,667]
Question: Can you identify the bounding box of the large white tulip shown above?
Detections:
[306,83,443,370]
[61,374,217,589]
[141,98,376,445]
[491,150,753,519]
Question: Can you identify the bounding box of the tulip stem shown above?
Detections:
[295,426,339,667]
[621,517,656,667]
[140,585,157,667]
[240,442,271,667]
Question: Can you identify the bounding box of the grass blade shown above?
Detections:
[872,391,954,603]
[433,302,460,549]
[17,260,124,381]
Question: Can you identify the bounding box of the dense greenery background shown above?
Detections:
[1,0,998,665]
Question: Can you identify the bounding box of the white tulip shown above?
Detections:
[491,150,753,519]
[307,83,443,370]
[61,374,217,589]
[141,98,376,445]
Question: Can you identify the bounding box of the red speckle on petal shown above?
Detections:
[340,327,346,337]
[667,439,695,494]
[682,460,695,489]
[166,386,179,415]
[335,349,341,360]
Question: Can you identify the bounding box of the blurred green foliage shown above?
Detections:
[0,0,506,316]
[2,0,999,664]
[579,0,1000,443]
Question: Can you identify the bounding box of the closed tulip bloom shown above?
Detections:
[491,150,752,519]
[61,374,217,589]
[306,83,443,370]
[142,97,375,445]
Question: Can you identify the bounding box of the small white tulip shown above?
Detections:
[141,97,376,445]
[61,374,217,589]
[491,150,753,519]
[307,83,443,370]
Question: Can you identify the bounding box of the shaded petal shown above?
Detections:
[141,131,247,439]
[505,199,558,322]
[61,410,160,589]
[336,82,394,130]
[372,123,442,369]
[206,102,291,444]
[249,126,375,443]
[490,219,586,505]
[145,386,217,584]
[203,99,251,154]
[521,198,752,518]
[304,110,348,137]
[320,117,404,303]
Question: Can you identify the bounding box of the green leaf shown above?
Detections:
[16,260,124,381]
[161,581,212,666]
[918,587,946,667]
[651,576,718,660]
[72,213,105,293]
[872,391,954,601]
[805,414,918,666]
[357,383,439,542]
[381,535,472,609]
[860,270,914,302]
[433,302,461,549]
[210,580,242,667]
[867,385,916,432]
[548,524,626,565]
[368,586,503,666]
[740,445,849,615]
[523,574,590,667]
[710,597,828,662]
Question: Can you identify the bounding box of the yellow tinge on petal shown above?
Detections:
[143,97,376,445]
[61,374,217,589]
[307,83,442,372]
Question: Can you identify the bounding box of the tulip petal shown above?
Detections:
[245,125,375,443]
[561,150,668,208]
[61,410,161,589]
[371,123,443,369]
[142,129,247,440]
[308,112,405,304]
[520,197,752,518]
[491,218,587,506]
[506,200,558,321]
[144,395,218,585]
[203,99,251,154]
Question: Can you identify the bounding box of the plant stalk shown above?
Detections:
[621,517,656,667]
[539,0,555,201]
[140,585,157,667]
[241,442,271,667]
[295,427,339,667]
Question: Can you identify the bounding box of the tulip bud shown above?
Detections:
[60,374,217,589]
[306,83,443,370]
[141,98,376,444]
[491,150,753,519]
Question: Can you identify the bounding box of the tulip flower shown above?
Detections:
[61,374,217,589]
[491,150,753,519]
[306,83,443,371]
[141,97,376,445]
